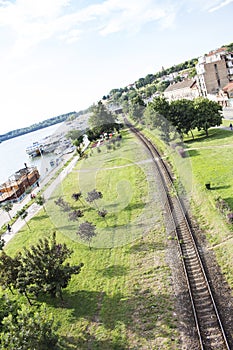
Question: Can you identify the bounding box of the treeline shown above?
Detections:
[105,57,197,101]
[135,58,197,89]
[0,111,76,143]
[129,96,222,140]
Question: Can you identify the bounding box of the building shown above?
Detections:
[217,82,233,107]
[196,47,233,99]
[163,79,199,102]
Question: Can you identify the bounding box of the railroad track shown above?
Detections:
[126,120,231,350]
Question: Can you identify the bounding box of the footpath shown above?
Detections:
[1,153,79,245]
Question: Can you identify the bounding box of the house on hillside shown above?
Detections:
[163,79,199,102]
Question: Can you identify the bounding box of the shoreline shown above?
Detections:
[1,151,77,244]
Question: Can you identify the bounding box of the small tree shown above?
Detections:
[0,236,5,250]
[16,232,84,300]
[35,194,46,212]
[68,210,83,222]
[98,209,107,218]
[86,189,103,209]
[54,197,71,212]
[193,97,222,136]
[1,203,13,220]
[77,221,97,249]
[98,209,108,226]
[71,192,83,205]
[17,208,30,230]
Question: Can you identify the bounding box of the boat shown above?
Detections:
[26,142,44,157]
[0,165,40,204]
[26,134,71,157]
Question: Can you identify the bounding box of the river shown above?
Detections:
[0,123,65,184]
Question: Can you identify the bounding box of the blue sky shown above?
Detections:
[0,0,232,133]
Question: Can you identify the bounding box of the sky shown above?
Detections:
[0,0,232,134]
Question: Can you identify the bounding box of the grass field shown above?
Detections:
[184,126,233,287]
[142,122,233,289]
[5,129,179,349]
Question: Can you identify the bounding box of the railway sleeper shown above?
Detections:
[195,304,215,313]
[186,266,203,274]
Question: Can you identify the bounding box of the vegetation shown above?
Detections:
[224,42,233,52]
[1,203,13,221]
[0,302,59,349]
[0,111,76,143]
[142,97,222,140]
[0,233,84,304]
[87,101,122,141]
[140,121,233,291]
[2,129,178,349]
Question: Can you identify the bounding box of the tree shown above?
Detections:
[0,294,19,331]
[98,209,108,218]
[156,80,170,92]
[98,209,108,226]
[0,251,21,294]
[143,97,172,142]
[169,99,196,139]
[77,221,97,249]
[16,232,84,301]
[71,192,83,205]
[129,95,146,122]
[68,209,83,221]
[1,304,59,350]
[86,189,103,209]
[54,197,71,212]
[0,236,5,250]
[66,129,83,141]
[88,101,116,135]
[1,203,13,220]
[193,97,222,136]
[17,208,30,230]
[35,194,46,212]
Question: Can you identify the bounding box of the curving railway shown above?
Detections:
[126,120,231,350]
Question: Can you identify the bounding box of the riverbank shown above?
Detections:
[1,151,77,243]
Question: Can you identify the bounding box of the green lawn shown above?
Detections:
[5,129,178,349]
[143,124,233,289]
[184,127,233,286]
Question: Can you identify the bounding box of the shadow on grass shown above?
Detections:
[186,149,199,157]
[128,240,165,253]
[98,264,128,278]
[209,185,231,190]
[31,214,48,221]
[60,333,127,350]
[184,128,233,145]
[39,288,177,348]
[125,202,145,211]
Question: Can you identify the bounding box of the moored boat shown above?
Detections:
[0,165,40,204]
[26,142,44,157]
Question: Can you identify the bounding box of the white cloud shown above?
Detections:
[208,0,233,12]
[98,0,176,35]
[0,0,229,59]
[0,0,178,57]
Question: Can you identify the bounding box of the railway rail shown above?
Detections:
[126,120,231,350]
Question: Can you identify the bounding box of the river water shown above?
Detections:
[0,123,65,184]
